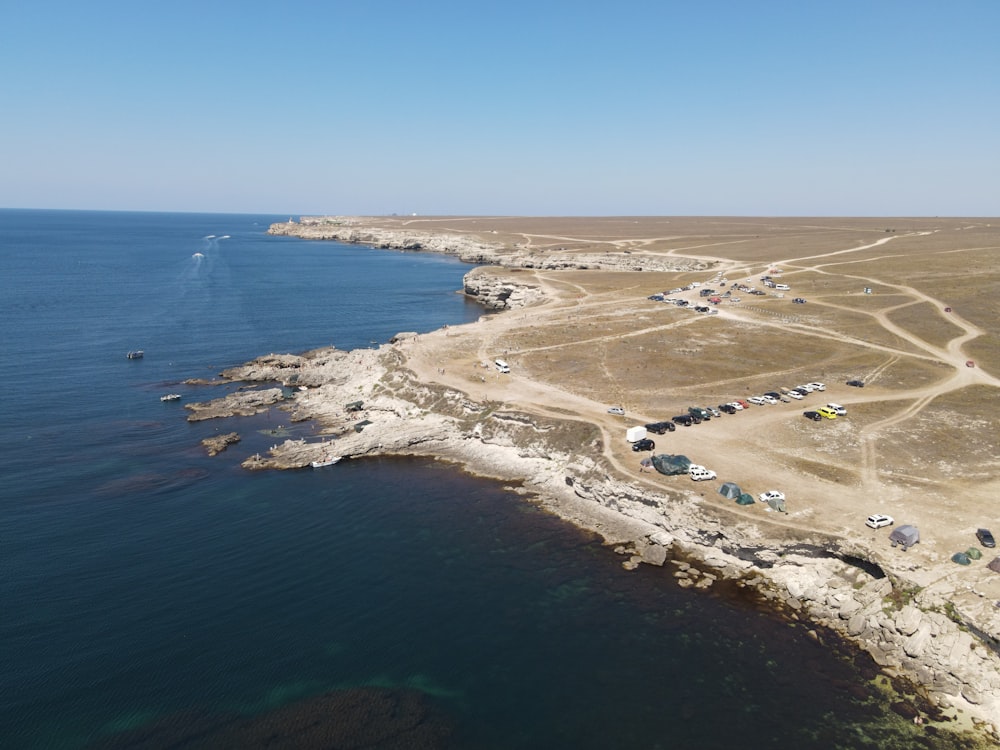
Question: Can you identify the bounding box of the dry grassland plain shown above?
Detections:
[373,216,999,583]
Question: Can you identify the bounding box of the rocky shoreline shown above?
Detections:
[184,218,1000,742]
[267,215,713,274]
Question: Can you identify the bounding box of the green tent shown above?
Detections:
[766,495,787,513]
[966,547,982,560]
[736,493,756,506]
[651,454,692,476]
[951,552,971,565]
[718,482,741,499]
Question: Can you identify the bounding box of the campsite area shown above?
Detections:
[390,216,1000,604]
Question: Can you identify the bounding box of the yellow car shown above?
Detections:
[816,407,838,419]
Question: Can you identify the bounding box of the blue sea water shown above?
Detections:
[0,210,964,749]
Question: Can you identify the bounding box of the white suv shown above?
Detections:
[866,514,894,529]
[826,403,847,416]
[806,382,826,391]
[689,467,717,481]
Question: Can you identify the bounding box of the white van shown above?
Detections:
[495,359,510,374]
[774,283,790,291]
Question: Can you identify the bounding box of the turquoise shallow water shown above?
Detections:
[0,210,973,749]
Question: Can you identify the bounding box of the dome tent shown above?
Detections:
[736,493,756,506]
[951,552,971,566]
[718,482,741,499]
[889,525,919,550]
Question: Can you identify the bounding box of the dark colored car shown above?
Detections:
[976,529,996,548]
[645,421,675,434]
[764,391,782,400]
[688,407,711,420]
[672,415,694,426]
[792,388,809,396]
[803,411,822,421]
[632,438,655,452]
[718,403,737,414]
[847,379,865,387]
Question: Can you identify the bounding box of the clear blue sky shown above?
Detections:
[2,1,997,216]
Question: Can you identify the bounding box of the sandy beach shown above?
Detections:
[192,215,1000,742]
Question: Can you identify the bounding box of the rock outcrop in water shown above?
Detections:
[462,267,545,310]
[201,431,240,456]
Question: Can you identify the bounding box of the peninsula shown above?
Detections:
[191,215,1000,741]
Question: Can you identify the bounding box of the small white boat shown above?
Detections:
[160,394,181,402]
[311,456,342,468]
[126,350,144,360]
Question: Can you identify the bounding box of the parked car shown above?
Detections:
[718,403,737,414]
[826,403,847,416]
[747,396,766,405]
[607,406,625,416]
[816,407,838,419]
[707,406,722,418]
[689,467,717,481]
[976,528,996,548]
[803,410,822,421]
[846,379,865,387]
[792,387,810,396]
[785,390,803,400]
[796,384,815,393]
[672,415,694,426]
[866,514,894,529]
[806,382,826,391]
[760,395,778,405]
[759,490,785,504]
[764,391,782,400]
[645,421,675,434]
[792,297,806,304]
[688,407,711,420]
[632,438,655,452]
[735,399,751,409]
